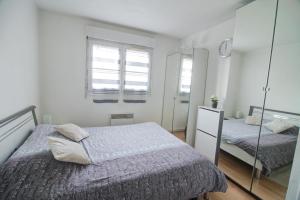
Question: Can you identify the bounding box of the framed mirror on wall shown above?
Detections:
[161,49,194,141]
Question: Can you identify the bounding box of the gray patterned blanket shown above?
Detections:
[222,119,272,144]
[234,128,298,175]
[222,119,298,175]
[0,123,227,200]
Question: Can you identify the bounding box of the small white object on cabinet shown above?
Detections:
[194,106,224,165]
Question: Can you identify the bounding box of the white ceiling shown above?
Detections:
[35,0,252,38]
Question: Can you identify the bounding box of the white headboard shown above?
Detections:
[249,105,300,127]
[0,106,37,164]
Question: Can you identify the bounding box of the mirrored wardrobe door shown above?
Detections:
[251,0,300,199]
[173,54,193,138]
[162,53,181,133]
[162,50,193,141]
[218,0,277,191]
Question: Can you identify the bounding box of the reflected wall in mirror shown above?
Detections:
[162,49,193,141]
[251,0,300,199]
[218,0,277,192]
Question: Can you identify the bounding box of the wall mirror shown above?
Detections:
[218,0,278,193]
[162,49,194,141]
[251,0,300,199]
[218,0,300,199]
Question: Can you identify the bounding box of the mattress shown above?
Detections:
[0,122,227,200]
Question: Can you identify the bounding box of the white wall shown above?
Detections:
[223,51,241,117]
[39,10,180,126]
[0,0,39,119]
[228,0,300,117]
[232,43,300,118]
[181,18,236,108]
[232,49,270,116]
[225,0,276,117]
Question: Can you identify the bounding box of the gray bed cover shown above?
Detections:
[222,119,298,175]
[221,119,272,144]
[0,122,227,200]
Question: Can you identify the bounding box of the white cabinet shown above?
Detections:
[194,106,224,165]
[196,108,220,137]
[195,130,217,162]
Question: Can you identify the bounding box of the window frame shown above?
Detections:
[86,37,153,96]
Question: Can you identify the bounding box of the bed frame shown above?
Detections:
[0,105,37,164]
[221,105,300,177]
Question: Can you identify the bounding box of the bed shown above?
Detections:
[0,106,227,200]
[220,106,299,176]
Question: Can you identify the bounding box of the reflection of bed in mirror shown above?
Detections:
[220,105,300,178]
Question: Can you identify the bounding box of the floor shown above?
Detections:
[173,131,186,141]
[208,181,255,200]
[219,151,287,200]
[173,131,256,200]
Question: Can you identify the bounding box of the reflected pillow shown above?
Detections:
[48,136,91,165]
[54,123,89,142]
[245,116,261,126]
[264,119,294,133]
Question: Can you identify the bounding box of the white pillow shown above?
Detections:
[264,119,294,133]
[245,116,261,126]
[54,123,89,142]
[48,136,91,165]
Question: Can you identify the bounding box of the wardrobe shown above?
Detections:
[216,0,300,199]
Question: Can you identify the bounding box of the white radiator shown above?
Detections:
[110,114,134,126]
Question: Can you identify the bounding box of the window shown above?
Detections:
[124,48,151,94]
[86,38,152,96]
[90,43,121,93]
[179,56,193,95]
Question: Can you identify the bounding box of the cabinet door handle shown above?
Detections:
[262,87,271,92]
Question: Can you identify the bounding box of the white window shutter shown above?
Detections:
[124,48,151,94]
[87,39,121,94]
